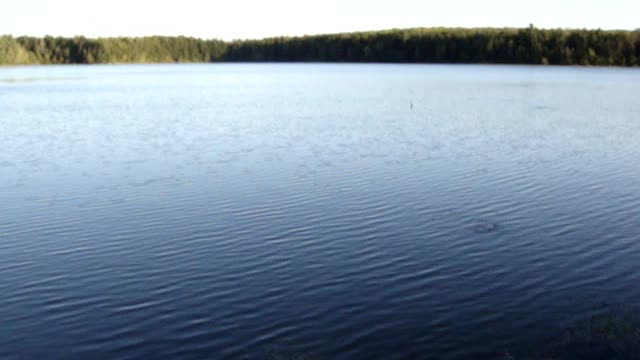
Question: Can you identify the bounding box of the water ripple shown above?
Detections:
[2,64,640,360]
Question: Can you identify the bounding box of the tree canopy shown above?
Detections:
[1,27,639,66]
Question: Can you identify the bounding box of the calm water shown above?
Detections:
[1,64,640,360]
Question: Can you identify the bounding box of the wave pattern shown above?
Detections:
[1,64,640,359]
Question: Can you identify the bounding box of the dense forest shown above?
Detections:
[1,27,640,66]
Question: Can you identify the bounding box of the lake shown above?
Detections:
[1,64,640,360]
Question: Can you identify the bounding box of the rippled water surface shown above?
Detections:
[1,64,640,360]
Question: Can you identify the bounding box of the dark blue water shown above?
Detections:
[1,64,640,359]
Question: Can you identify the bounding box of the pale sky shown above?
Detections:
[2,0,638,40]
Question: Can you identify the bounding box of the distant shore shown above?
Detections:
[1,26,639,66]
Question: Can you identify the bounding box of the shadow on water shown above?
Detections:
[549,305,640,360]
[265,305,640,360]
[504,304,640,360]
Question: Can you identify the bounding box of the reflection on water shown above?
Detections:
[1,64,640,360]
[0,76,82,83]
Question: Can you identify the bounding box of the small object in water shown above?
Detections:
[472,220,499,234]
[410,101,414,110]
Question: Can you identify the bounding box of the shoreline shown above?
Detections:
[1,62,638,69]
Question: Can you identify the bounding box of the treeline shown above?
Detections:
[2,27,640,66]
[0,36,226,64]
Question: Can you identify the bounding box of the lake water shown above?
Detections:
[1,64,640,360]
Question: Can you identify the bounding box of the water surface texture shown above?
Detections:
[1,64,640,359]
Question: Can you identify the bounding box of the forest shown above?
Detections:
[1,26,639,66]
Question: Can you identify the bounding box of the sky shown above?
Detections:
[1,0,638,40]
